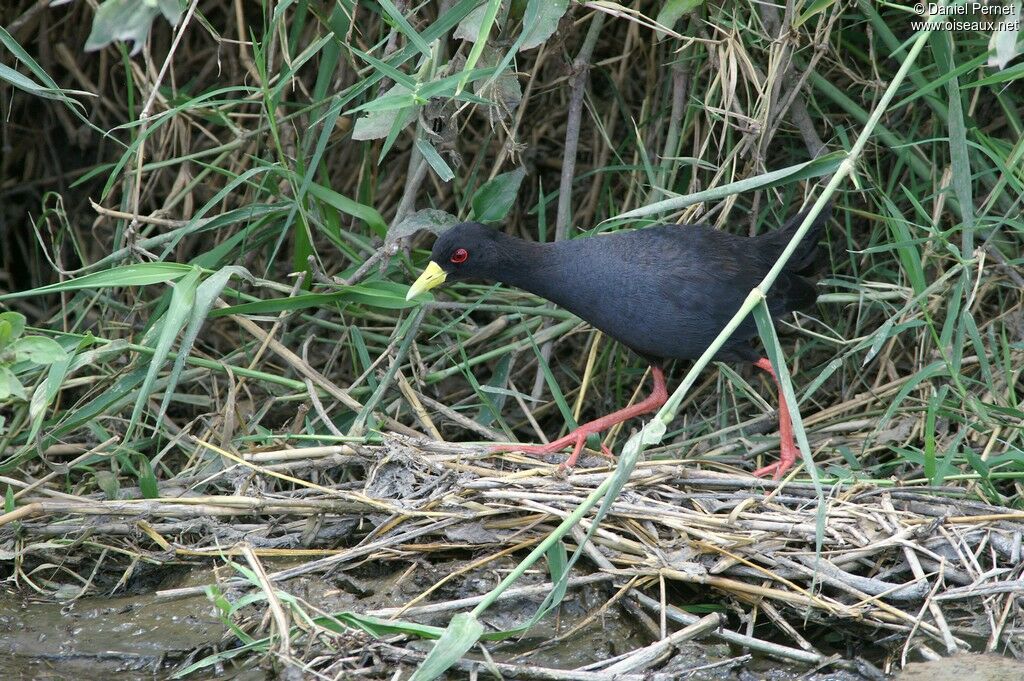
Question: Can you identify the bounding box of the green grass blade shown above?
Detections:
[0,263,194,300]
[376,0,433,58]
[125,267,202,442]
[456,0,501,95]
[156,266,252,425]
[409,612,484,681]
[611,152,845,222]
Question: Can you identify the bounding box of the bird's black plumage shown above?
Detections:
[426,206,829,364]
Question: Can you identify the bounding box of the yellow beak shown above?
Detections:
[406,261,447,300]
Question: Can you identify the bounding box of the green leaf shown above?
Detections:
[85,0,184,56]
[351,84,418,140]
[474,353,511,427]
[964,448,991,480]
[415,139,455,182]
[0,26,93,111]
[471,167,526,222]
[655,0,703,38]
[875,361,948,434]
[0,312,26,346]
[0,263,195,300]
[0,367,26,402]
[385,209,460,250]
[863,317,894,365]
[156,267,252,426]
[95,470,120,500]
[126,267,201,442]
[794,0,839,28]
[10,337,68,365]
[988,2,1022,70]
[924,390,939,484]
[454,1,503,42]
[964,61,1024,87]
[612,151,846,222]
[212,282,423,317]
[457,0,503,94]
[0,63,93,103]
[409,612,484,681]
[376,0,433,58]
[881,196,927,296]
[342,281,426,309]
[519,0,570,50]
[527,333,576,428]
[327,612,444,639]
[21,362,146,462]
[545,540,569,605]
[353,91,422,114]
[932,29,973,257]
[138,455,159,499]
[346,44,419,90]
[25,339,83,446]
[306,182,388,236]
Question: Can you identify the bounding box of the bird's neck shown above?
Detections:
[487,237,579,306]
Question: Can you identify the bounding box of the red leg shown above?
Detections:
[750,357,799,480]
[493,366,668,469]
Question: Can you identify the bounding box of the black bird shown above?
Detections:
[406,205,829,478]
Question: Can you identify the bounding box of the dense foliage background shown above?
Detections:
[1,0,1023,677]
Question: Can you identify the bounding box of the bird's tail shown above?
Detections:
[760,201,831,276]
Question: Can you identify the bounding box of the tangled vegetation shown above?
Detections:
[1,0,1023,678]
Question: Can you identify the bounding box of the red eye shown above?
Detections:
[450,248,469,264]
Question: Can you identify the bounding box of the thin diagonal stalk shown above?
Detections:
[634,7,947,465]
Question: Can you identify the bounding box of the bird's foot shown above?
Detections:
[492,428,614,471]
[751,440,798,480]
[751,357,802,481]
[492,367,666,471]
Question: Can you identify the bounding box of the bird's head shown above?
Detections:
[405,222,505,300]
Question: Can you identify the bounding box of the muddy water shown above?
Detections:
[895,654,1024,680]
[2,559,1022,680]
[0,588,227,680]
